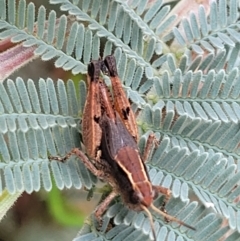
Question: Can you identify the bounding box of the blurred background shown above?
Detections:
[0,186,100,241]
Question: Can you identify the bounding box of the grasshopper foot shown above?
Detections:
[48,154,70,163]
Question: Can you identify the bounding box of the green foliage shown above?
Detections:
[46,180,85,226]
[0,0,240,240]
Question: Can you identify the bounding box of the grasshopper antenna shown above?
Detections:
[150,204,196,231]
[141,205,157,241]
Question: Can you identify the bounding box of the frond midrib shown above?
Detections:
[145,125,239,159]
[119,1,164,42]
[178,17,239,50]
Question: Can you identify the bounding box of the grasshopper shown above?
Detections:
[50,55,195,240]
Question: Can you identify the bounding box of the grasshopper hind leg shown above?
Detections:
[49,148,107,180]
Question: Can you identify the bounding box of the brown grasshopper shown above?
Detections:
[50,55,195,240]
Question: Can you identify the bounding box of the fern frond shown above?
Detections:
[74,201,227,241]
[0,0,89,73]
[49,0,177,69]
[173,0,239,54]
[0,0,172,92]
[140,68,240,228]
[1,0,240,240]
[0,78,96,194]
[151,68,240,123]
[1,76,238,240]
[50,0,146,64]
